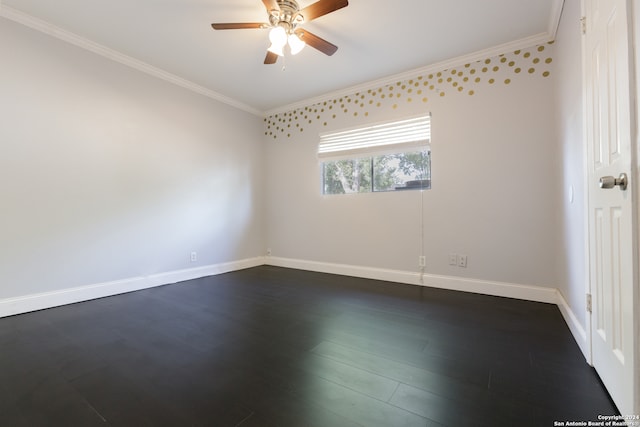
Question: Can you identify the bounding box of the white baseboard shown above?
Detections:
[556,290,590,362]
[266,257,593,357]
[1,255,589,366]
[265,256,558,304]
[0,256,265,318]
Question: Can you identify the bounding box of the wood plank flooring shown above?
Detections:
[0,266,618,426]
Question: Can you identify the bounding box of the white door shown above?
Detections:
[584,0,637,415]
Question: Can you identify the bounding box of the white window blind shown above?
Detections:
[318,114,431,160]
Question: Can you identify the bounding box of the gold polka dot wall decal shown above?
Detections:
[264,45,555,139]
[538,46,545,51]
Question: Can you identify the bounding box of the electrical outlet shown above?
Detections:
[458,255,467,268]
[419,256,426,267]
[449,253,458,266]
[266,248,272,256]
[190,251,197,262]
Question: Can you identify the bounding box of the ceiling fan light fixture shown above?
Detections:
[269,26,288,47]
[267,43,285,56]
[288,33,306,55]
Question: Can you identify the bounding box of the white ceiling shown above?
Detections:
[1,0,563,115]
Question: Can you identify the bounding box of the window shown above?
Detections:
[319,115,431,195]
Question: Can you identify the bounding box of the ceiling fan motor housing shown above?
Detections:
[270,0,305,30]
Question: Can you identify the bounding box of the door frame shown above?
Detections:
[632,0,640,413]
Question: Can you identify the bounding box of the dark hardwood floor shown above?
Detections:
[0,266,618,426]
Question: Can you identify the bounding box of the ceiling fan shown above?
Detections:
[211,0,349,64]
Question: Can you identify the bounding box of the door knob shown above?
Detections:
[599,173,628,190]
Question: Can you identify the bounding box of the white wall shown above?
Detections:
[265,44,562,294]
[553,0,589,335]
[0,18,264,303]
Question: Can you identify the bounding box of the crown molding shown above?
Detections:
[264,30,556,117]
[2,2,565,119]
[0,6,263,117]
[547,0,566,41]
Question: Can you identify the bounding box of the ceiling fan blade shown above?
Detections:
[264,51,279,64]
[295,29,338,56]
[262,0,280,13]
[211,22,266,30]
[299,0,348,22]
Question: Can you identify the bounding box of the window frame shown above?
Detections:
[319,114,431,195]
